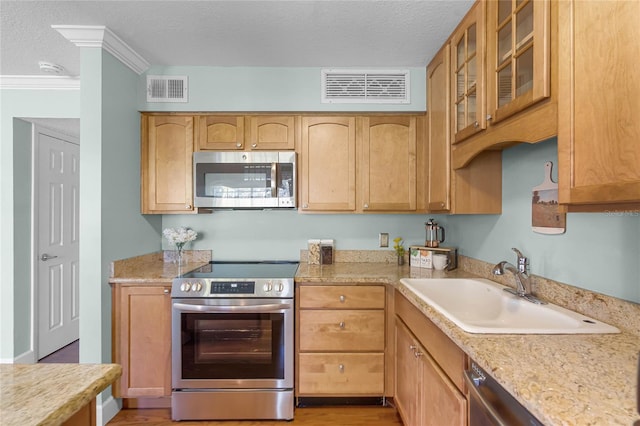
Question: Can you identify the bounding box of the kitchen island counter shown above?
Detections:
[0,363,122,426]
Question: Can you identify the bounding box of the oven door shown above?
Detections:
[172,298,293,390]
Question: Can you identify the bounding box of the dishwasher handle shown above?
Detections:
[464,369,510,426]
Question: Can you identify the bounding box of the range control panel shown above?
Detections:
[171,278,293,298]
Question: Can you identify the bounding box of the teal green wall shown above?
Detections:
[139,66,426,112]
[79,48,162,366]
[443,139,640,302]
[12,119,34,355]
[0,88,80,361]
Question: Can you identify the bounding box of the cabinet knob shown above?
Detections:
[486,114,493,121]
[363,204,369,209]
[185,204,192,210]
[409,344,417,351]
[474,121,479,128]
[338,364,345,373]
[303,204,309,209]
[252,143,257,148]
[163,288,170,294]
[339,295,346,303]
[236,143,243,149]
[414,350,423,358]
[339,321,345,329]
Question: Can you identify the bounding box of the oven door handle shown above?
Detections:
[173,302,291,313]
[464,370,510,426]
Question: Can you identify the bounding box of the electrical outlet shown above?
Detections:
[379,233,389,247]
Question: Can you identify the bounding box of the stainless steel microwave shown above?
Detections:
[193,151,296,209]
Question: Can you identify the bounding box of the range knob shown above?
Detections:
[276,282,284,292]
[192,282,203,292]
[180,282,191,292]
[263,281,273,292]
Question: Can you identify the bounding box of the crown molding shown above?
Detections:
[52,25,150,75]
[0,75,80,90]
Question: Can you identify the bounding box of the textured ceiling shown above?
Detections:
[0,0,473,77]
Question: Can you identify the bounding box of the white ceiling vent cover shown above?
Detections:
[146,75,188,103]
[321,69,410,104]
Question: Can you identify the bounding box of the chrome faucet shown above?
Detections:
[492,248,545,304]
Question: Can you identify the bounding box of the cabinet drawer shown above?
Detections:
[299,285,385,309]
[298,353,384,395]
[299,310,385,351]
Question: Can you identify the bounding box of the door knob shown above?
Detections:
[40,253,58,261]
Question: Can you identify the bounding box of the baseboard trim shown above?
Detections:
[98,395,121,426]
[13,349,36,364]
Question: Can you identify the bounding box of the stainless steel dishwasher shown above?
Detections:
[464,360,544,426]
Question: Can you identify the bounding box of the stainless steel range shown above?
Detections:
[171,261,298,421]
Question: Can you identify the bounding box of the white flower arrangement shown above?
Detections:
[163,226,198,249]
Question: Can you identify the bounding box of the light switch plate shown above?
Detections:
[379,233,389,247]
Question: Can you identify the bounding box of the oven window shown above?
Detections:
[180,312,285,380]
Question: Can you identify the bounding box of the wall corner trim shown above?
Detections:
[52,25,150,75]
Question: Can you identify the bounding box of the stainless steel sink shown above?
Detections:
[400,278,620,334]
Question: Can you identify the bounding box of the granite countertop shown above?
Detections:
[108,251,640,425]
[0,363,122,426]
[298,261,640,426]
[109,250,211,283]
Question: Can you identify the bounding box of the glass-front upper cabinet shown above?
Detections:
[451,2,485,143]
[486,0,551,124]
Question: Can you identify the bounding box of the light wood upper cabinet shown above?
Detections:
[428,44,452,212]
[199,115,245,150]
[112,284,172,399]
[358,116,417,212]
[452,2,486,144]
[300,116,357,212]
[248,116,296,150]
[428,43,502,214]
[141,115,196,214]
[300,115,422,213]
[486,0,551,124]
[199,115,296,151]
[450,0,557,170]
[558,0,640,210]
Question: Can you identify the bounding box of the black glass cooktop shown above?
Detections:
[180,261,299,280]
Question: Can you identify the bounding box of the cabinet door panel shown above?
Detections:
[421,351,467,426]
[300,117,356,211]
[298,353,384,395]
[113,286,171,398]
[299,310,385,351]
[395,319,420,426]
[558,0,640,206]
[142,115,195,213]
[199,116,244,150]
[360,116,417,211]
[427,46,451,212]
[248,116,296,150]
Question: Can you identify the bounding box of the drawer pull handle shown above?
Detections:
[339,295,346,303]
[339,321,345,329]
[339,364,345,373]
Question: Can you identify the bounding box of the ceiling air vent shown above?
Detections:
[146,75,188,103]
[321,69,410,104]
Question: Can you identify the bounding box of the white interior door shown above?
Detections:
[36,127,80,359]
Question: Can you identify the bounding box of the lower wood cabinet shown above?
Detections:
[395,291,467,426]
[111,284,172,400]
[296,284,386,398]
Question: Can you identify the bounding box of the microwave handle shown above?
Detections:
[271,162,277,198]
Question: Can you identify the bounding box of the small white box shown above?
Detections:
[420,249,433,269]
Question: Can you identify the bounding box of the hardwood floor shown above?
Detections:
[108,406,403,425]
